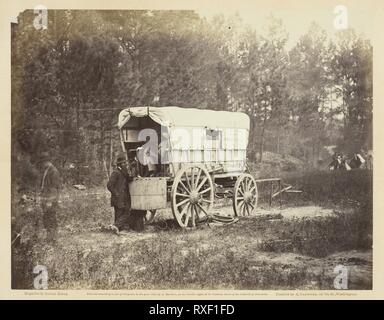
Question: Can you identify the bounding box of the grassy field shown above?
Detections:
[12,169,372,290]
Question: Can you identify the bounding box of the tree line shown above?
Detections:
[11,10,372,186]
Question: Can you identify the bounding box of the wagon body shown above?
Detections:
[117,106,257,228]
[118,106,250,178]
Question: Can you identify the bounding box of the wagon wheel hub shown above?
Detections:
[189,190,200,204]
[243,191,253,203]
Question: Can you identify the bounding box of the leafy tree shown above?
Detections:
[243,16,289,162]
[11,10,373,186]
[333,29,373,153]
[288,22,334,165]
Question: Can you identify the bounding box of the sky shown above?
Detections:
[197,1,377,49]
[9,1,379,49]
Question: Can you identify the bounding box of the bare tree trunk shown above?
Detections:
[103,159,110,181]
[259,117,267,163]
[259,124,266,163]
[75,94,81,183]
[109,131,113,177]
[312,142,316,167]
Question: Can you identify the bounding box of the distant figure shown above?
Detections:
[329,154,342,170]
[349,153,365,169]
[340,154,351,170]
[329,154,350,171]
[36,151,62,243]
[107,155,132,231]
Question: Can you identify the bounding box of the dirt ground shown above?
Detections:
[44,199,371,290]
[12,176,372,290]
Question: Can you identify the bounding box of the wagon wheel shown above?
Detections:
[171,164,214,228]
[144,210,156,224]
[233,173,258,216]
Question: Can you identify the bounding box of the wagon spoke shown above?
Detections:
[201,192,211,199]
[176,198,190,208]
[240,180,246,192]
[249,185,256,193]
[178,180,191,194]
[243,178,248,191]
[185,203,193,227]
[237,196,244,201]
[201,198,212,204]
[199,187,211,195]
[239,201,246,216]
[184,211,190,226]
[176,192,190,198]
[246,177,251,191]
[194,168,202,189]
[196,177,208,191]
[196,203,209,217]
[180,203,190,217]
[245,204,250,215]
[243,203,249,216]
[184,171,192,191]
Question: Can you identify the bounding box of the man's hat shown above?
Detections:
[116,155,127,165]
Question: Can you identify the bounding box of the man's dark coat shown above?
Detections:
[107,167,132,208]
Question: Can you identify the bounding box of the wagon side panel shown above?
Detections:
[129,177,167,210]
[168,126,249,177]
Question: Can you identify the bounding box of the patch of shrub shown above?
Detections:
[258,205,372,258]
[130,234,311,289]
[285,169,372,206]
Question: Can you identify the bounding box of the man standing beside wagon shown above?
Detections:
[107,154,146,232]
[107,155,132,232]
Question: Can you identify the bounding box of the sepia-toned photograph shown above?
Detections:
[10,3,374,292]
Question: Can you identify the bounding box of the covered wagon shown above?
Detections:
[117,106,258,228]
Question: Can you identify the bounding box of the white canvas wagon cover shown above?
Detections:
[117,106,250,130]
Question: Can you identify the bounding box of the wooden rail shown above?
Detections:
[255,178,301,207]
